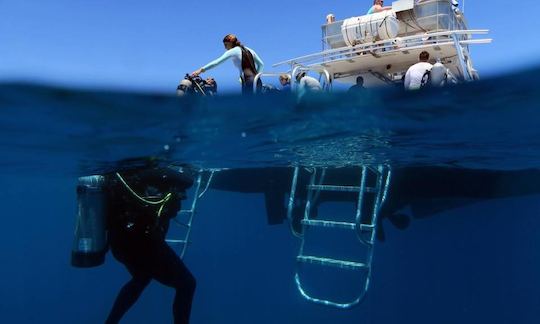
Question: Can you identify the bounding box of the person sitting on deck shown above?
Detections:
[279,74,291,92]
[348,76,365,93]
[367,0,392,14]
[404,51,433,90]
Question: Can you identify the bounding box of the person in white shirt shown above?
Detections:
[404,51,433,90]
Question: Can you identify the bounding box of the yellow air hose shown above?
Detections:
[115,172,173,221]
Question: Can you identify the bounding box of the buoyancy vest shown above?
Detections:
[240,46,258,78]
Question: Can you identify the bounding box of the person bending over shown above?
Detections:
[192,34,264,95]
[296,72,322,102]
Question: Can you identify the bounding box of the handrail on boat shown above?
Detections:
[273,29,490,68]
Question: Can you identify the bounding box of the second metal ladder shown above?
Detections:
[287,165,391,308]
[166,169,216,259]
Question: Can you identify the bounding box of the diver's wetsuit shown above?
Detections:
[105,167,195,324]
[239,46,262,95]
[201,45,264,95]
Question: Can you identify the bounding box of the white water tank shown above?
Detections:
[341,11,399,46]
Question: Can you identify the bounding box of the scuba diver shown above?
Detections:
[71,163,196,324]
[191,34,264,95]
[177,74,218,96]
[105,166,195,324]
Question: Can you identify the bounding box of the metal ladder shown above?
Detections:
[166,170,216,259]
[287,165,391,308]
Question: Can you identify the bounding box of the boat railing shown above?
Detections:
[274,29,490,69]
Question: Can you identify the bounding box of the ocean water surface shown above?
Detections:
[0,67,539,323]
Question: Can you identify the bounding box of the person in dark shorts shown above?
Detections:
[104,166,195,324]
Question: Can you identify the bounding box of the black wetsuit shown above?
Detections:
[240,46,262,95]
[105,168,195,324]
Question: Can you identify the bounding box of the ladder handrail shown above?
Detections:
[287,167,301,238]
[294,271,370,309]
[166,170,216,259]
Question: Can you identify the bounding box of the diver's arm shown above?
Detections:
[252,50,265,73]
[192,48,238,76]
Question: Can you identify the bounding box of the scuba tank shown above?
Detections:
[429,62,448,87]
[71,175,109,268]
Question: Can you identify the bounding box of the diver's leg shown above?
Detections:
[242,78,254,95]
[105,275,151,324]
[150,240,196,324]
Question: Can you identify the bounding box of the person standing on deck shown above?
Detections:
[191,34,264,95]
[367,0,392,14]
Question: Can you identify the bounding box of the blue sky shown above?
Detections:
[1,0,539,93]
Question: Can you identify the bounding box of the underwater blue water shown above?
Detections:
[1,67,539,323]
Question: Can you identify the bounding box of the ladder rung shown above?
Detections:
[172,220,190,228]
[307,185,376,193]
[297,255,368,270]
[359,224,375,231]
[302,219,356,230]
[179,209,194,214]
[166,239,190,245]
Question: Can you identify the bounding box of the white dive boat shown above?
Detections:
[259,0,491,89]
[172,0,494,311]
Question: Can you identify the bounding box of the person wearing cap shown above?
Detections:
[296,72,322,101]
[191,34,264,95]
[367,0,392,14]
